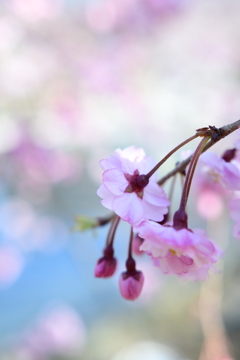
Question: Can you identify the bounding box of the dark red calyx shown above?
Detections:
[103,245,114,258]
[126,257,136,273]
[124,170,149,198]
[173,210,188,230]
[222,148,236,163]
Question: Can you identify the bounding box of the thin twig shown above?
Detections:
[158,119,240,186]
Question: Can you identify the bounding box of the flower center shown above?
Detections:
[124,170,149,199]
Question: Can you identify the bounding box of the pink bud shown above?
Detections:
[119,271,144,300]
[94,257,117,278]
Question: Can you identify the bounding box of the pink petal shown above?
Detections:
[144,183,170,206]
[101,195,115,210]
[200,152,223,173]
[99,155,121,171]
[113,193,144,224]
[158,258,171,274]
[142,200,168,222]
[103,169,128,195]
[179,254,194,266]
[116,146,146,162]
[97,184,115,209]
[167,255,192,274]
[222,162,240,190]
[96,184,110,199]
[137,156,156,176]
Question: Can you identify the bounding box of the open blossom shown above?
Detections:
[199,151,240,191]
[137,221,222,281]
[97,146,170,225]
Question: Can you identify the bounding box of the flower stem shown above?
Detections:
[97,213,115,226]
[128,227,134,259]
[106,215,120,246]
[179,135,211,212]
[145,133,199,179]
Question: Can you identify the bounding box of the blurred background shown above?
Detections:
[0,0,240,359]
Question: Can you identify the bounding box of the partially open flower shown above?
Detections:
[138,220,222,281]
[119,257,144,300]
[94,245,117,278]
[97,146,170,225]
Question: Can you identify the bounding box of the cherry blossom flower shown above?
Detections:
[199,151,240,191]
[97,146,170,225]
[137,221,222,281]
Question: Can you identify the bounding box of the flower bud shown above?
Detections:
[222,148,236,162]
[94,257,117,278]
[119,270,144,300]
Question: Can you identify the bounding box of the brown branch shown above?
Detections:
[158,119,240,186]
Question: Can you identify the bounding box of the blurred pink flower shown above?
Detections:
[22,306,86,358]
[191,154,228,220]
[138,221,222,281]
[85,0,181,33]
[196,188,224,220]
[6,127,79,187]
[9,0,63,23]
[199,151,240,191]
[97,146,170,225]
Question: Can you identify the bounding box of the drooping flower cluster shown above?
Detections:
[94,136,223,299]
[76,121,240,301]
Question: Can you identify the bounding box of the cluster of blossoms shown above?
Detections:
[77,120,240,300]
